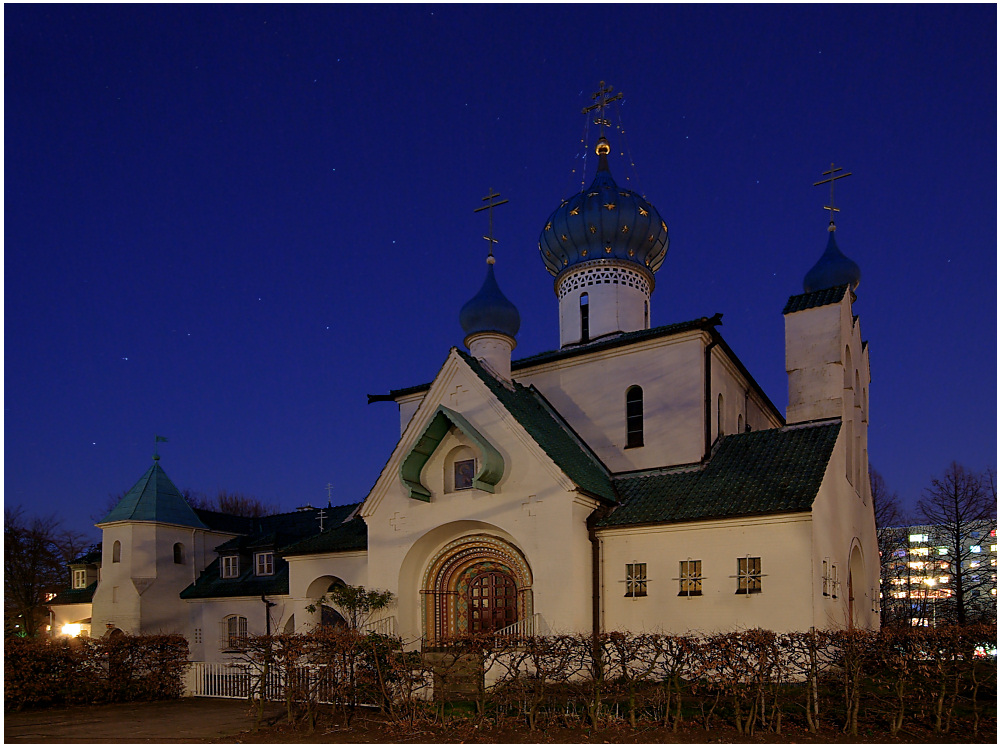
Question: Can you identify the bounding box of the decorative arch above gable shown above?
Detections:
[399,405,504,501]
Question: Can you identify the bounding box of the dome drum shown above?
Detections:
[554,259,655,300]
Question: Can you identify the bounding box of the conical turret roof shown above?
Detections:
[98,458,207,528]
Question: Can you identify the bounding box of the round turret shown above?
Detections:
[803,228,861,293]
[538,137,669,281]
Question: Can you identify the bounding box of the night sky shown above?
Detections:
[5,4,996,541]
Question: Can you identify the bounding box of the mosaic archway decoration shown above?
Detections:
[420,534,532,643]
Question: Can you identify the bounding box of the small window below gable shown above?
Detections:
[73,569,88,589]
[445,444,477,493]
[625,386,643,448]
[221,555,240,579]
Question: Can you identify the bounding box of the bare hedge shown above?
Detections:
[4,634,189,710]
[230,625,996,737]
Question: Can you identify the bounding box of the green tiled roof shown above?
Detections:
[99,460,207,528]
[783,285,848,315]
[49,581,97,605]
[180,558,291,599]
[601,421,841,527]
[458,350,616,502]
[281,514,368,556]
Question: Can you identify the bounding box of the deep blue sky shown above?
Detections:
[5,4,996,540]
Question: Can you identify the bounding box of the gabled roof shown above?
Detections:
[601,421,841,528]
[194,508,255,535]
[281,513,369,556]
[211,506,342,554]
[783,284,848,315]
[510,316,720,371]
[179,557,291,599]
[457,350,616,502]
[49,581,98,606]
[378,317,722,401]
[69,544,102,566]
[99,460,207,528]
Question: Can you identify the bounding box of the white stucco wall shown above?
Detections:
[91,521,235,638]
[599,513,815,634]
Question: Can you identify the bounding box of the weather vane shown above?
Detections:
[582,81,623,137]
[474,188,508,262]
[813,163,852,231]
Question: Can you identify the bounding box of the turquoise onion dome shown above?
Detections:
[539,136,669,279]
[459,257,521,339]
[803,227,861,293]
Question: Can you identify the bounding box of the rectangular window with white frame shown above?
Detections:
[73,569,87,589]
[625,562,647,598]
[255,551,274,576]
[221,555,240,579]
[736,556,763,594]
[678,559,702,596]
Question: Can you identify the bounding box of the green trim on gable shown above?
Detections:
[399,405,505,501]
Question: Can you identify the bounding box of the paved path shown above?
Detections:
[4,698,282,743]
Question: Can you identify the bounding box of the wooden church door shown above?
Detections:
[469,571,517,633]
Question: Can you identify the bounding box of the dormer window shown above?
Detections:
[221,555,240,579]
[255,551,274,576]
[73,569,87,589]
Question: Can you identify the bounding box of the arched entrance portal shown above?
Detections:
[421,535,532,643]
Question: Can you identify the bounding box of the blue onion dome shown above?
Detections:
[459,257,521,339]
[803,227,861,293]
[539,136,669,280]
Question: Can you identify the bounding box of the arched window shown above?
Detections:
[738,413,744,434]
[717,393,725,438]
[222,615,248,650]
[844,346,853,390]
[112,540,121,563]
[854,370,861,408]
[625,386,643,448]
[580,293,590,343]
[845,421,854,484]
[173,543,184,564]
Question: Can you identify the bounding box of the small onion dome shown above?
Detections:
[803,229,861,293]
[459,259,521,339]
[539,136,669,279]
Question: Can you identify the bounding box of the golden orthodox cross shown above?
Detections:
[582,81,623,136]
[813,163,853,230]
[474,188,508,260]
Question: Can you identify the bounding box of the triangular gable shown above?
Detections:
[399,405,504,500]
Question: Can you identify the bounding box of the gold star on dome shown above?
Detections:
[604,202,616,211]
[561,234,568,241]
[619,191,629,197]
[621,225,629,234]
[628,249,635,257]
[545,222,552,231]
[647,235,654,243]
[661,221,668,232]
[638,207,649,217]
[605,245,612,253]
[589,225,597,234]
[563,259,568,265]
[569,207,580,216]
[581,249,588,257]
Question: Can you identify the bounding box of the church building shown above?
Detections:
[50,89,879,658]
